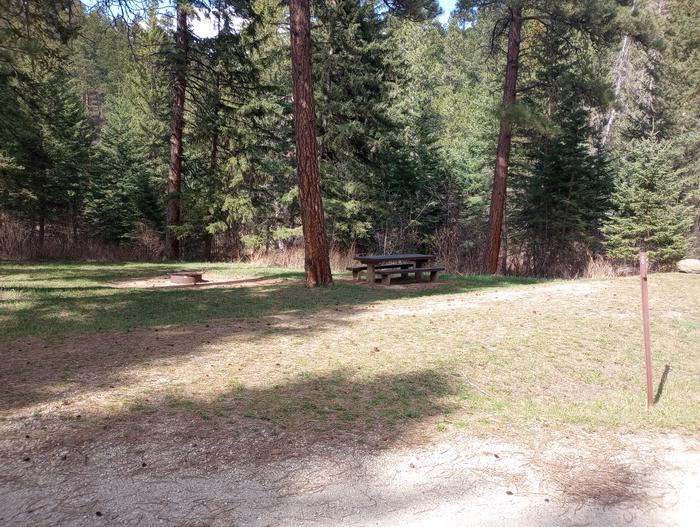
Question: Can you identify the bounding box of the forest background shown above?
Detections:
[1,0,698,277]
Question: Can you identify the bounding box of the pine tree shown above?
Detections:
[85,96,160,242]
[512,91,612,276]
[603,139,691,265]
[658,0,700,250]
[455,0,625,273]
[164,1,190,260]
[508,28,614,276]
[312,0,393,247]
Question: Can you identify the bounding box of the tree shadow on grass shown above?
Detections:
[0,263,540,418]
[0,261,304,284]
[9,367,463,460]
[125,367,456,448]
[1,271,538,340]
[1,368,663,527]
[1,368,500,526]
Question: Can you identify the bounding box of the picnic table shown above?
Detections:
[350,253,443,285]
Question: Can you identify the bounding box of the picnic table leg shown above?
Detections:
[414,260,425,282]
[367,263,376,285]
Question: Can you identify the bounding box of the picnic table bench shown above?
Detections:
[376,266,443,285]
[351,254,444,285]
[346,262,412,280]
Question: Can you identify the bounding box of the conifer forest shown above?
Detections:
[1,0,698,279]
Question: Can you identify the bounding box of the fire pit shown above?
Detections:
[168,271,204,285]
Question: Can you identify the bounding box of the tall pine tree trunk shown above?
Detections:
[205,98,219,263]
[38,216,45,254]
[165,2,188,260]
[289,0,333,287]
[486,4,522,274]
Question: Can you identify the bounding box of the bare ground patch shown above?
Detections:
[111,273,289,289]
[1,427,697,526]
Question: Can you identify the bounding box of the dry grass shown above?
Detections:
[541,445,656,506]
[2,262,699,526]
[1,264,698,464]
[0,214,163,261]
[1,262,700,527]
[244,245,356,272]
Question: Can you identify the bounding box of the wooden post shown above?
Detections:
[640,251,653,410]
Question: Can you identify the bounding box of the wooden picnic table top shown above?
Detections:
[354,254,434,264]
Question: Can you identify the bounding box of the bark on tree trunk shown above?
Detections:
[38,216,45,254]
[289,0,333,287]
[204,233,213,261]
[165,3,188,261]
[486,5,522,274]
[204,97,219,263]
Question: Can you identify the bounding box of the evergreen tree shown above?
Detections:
[179,0,294,259]
[85,96,161,242]
[512,90,612,275]
[126,6,171,209]
[69,8,132,128]
[0,67,94,248]
[658,0,700,249]
[313,0,393,247]
[455,0,626,273]
[509,29,614,276]
[603,138,691,265]
[378,16,447,252]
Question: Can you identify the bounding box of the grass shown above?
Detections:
[0,261,534,339]
[1,262,699,450]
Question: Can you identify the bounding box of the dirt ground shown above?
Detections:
[1,428,698,526]
[1,276,699,526]
[111,273,289,289]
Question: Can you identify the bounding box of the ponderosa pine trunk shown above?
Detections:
[165,3,188,260]
[486,4,522,274]
[289,0,333,287]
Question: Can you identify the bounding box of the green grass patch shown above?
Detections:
[0,261,535,340]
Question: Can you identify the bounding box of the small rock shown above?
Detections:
[677,259,700,274]
[506,490,513,495]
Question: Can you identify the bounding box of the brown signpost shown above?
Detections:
[640,251,653,410]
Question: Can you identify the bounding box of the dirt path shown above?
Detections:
[1,431,697,526]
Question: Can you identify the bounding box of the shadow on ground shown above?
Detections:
[0,367,671,527]
[1,262,537,340]
[0,269,534,413]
